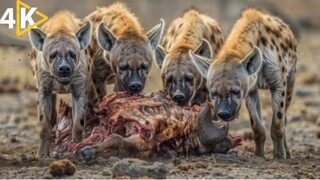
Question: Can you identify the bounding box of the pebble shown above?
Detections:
[111,158,167,178]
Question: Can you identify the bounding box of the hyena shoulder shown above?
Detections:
[216,8,297,63]
[163,9,223,54]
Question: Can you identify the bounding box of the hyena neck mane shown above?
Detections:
[216,8,265,63]
[168,9,205,53]
[41,10,81,36]
[100,3,144,38]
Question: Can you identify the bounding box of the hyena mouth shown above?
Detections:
[57,77,72,85]
[217,113,238,122]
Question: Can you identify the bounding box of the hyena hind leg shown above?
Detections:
[270,86,287,159]
[245,88,266,157]
[283,70,296,159]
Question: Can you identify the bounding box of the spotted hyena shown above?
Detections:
[84,3,164,103]
[29,11,92,157]
[190,8,298,159]
[154,9,224,106]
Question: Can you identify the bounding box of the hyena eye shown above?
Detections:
[49,52,57,60]
[185,75,194,83]
[141,64,149,70]
[69,51,76,59]
[165,76,173,84]
[119,64,129,71]
[231,89,241,96]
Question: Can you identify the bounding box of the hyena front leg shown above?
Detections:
[245,88,266,157]
[270,87,287,159]
[71,83,87,143]
[37,88,55,157]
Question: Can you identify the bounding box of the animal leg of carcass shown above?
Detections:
[80,134,149,160]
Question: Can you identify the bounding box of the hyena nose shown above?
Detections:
[130,82,142,91]
[173,93,186,102]
[58,66,71,76]
[217,110,231,120]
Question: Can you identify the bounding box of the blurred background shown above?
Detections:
[0,0,319,172]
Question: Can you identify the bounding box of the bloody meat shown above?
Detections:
[53,91,242,159]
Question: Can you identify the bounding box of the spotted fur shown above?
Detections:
[190,8,298,159]
[85,3,164,103]
[29,10,92,157]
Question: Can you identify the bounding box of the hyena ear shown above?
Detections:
[76,21,92,50]
[189,50,211,78]
[241,46,262,75]
[146,19,165,50]
[154,45,167,69]
[97,23,117,51]
[194,39,213,59]
[29,28,47,51]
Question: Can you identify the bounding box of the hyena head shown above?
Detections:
[29,22,92,85]
[155,40,212,106]
[97,20,164,94]
[189,47,262,121]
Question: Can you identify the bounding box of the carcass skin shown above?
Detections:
[53,91,242,159]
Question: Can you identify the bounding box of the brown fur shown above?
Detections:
[85,3,144,57]
[84,2,164,105]
[30,10,91,157]
[41,11,82,36]
[159,9,224,105]
[191,8,298,159]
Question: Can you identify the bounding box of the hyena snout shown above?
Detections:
[58,65,71,77]
[128,72,144,93]
[217,100,235,121]
[173,92,186,102]
[129,81,142,91]
[171,83,190,105]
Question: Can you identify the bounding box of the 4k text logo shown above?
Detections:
[0,0,48,36]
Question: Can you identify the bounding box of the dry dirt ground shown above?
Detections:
[0,30,319,178]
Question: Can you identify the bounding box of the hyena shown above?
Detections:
[190,8,297,159]
[155,9,224,106]
[84,3,164,102]
[29,11,92,157]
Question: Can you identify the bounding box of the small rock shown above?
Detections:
[49,159,76,177]
[212,170,223,176]
[288,115,302,122]
[102,168,111,176]
[111,158,167,179]
[317,131,320,139]
[172,157,181,166]
[10,136,20,143]
[304,99,320,107]
[20,154,28,163]
[108,156,120,164]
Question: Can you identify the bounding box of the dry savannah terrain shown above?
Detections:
[0,0,319,178]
